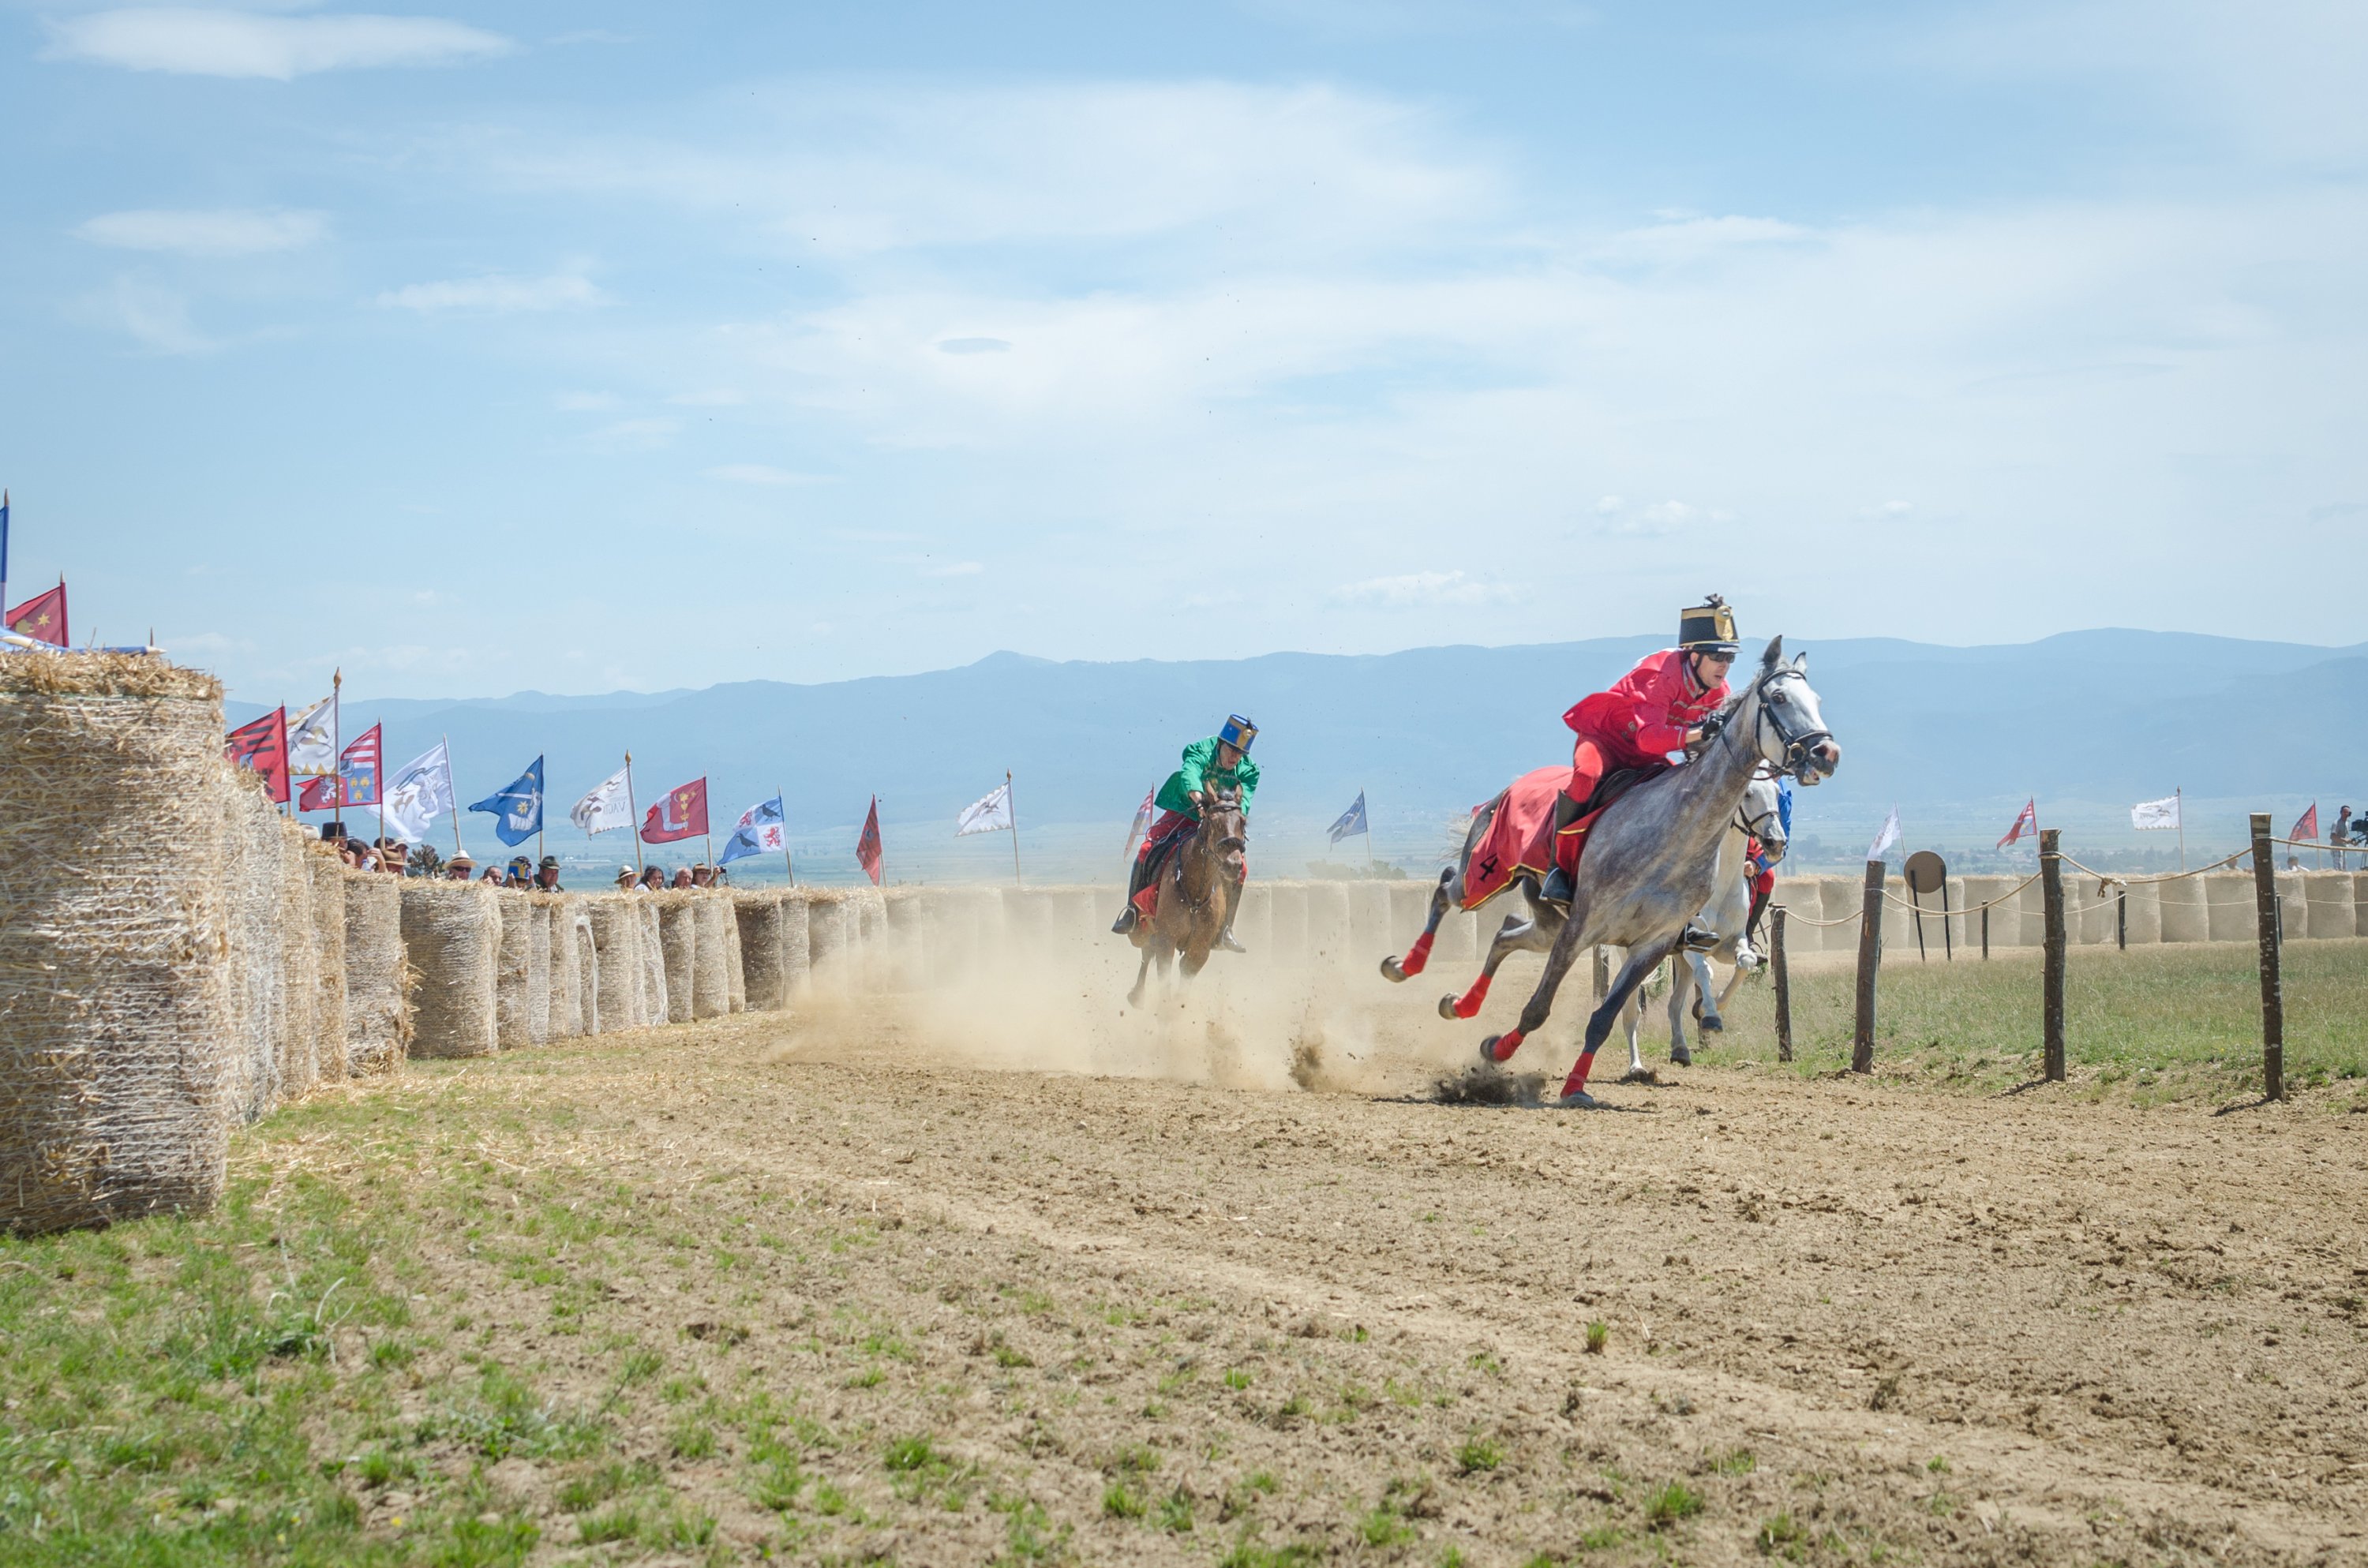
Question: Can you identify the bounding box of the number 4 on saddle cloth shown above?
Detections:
[1459,762,1660,912]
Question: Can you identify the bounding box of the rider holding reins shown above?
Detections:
[1111,715,1260,950]
[1540,596,1740,911]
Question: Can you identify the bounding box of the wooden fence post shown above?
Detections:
[2040,829,2066,1082]
[1771,905,1793,1063]
[1852,859,1883,1075]
[2250,812,2284,1101]
[1592,945,1608,1001]
[2116,887,2127,950]
[1980,904,1989,960]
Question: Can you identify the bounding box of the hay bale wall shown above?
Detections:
[494,891,534,1050]
[526,900,553,1043]
[657,894,698,1024]
[2205,873,2253,942]
[691,895,731,1020]
[587,896,643,1032]
[2302,872,2353,940]
[2157,877,2208,943]
[547,896,582,1040]
[399,881,500,1059]
[639,901,669,1025]
[737,895,785,1011]
[343,875,407,1075]
[272,819,320,1102]
[807,892,849,988]
[570,904,598,1036]
[0,654,235,1234]
[781,895,812,997]
[722,896,747,1012]
[221,771,287,1120]
[307,852,349,1080]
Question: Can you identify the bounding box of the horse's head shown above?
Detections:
[1739,771,1787,863]
[1744,636,1840,785]
[1196,785,1250,875]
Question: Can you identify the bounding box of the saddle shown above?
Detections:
[1552,763,1667,880]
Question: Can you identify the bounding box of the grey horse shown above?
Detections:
[1475,638,1838,1106]
[1614,771,1785,1074]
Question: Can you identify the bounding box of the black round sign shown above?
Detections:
[1903,849,1947,895]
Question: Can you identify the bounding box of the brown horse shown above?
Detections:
[1126,786,1247,1007]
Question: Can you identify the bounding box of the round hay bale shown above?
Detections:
[543,895,579,1040]
[2156,876,2207,943]
[1305,881,1351,964]
[721,895,747,1012]
[1267,882,1309,964]
[1232,882,1272,961]
[1821,877,1867,949]
[307,850,349,1080]
[273,815,320,1102]
[568,901,597,1035]
[807,892,849,988]
[2303,872,2353,941]
[655,893,697,1024]
[780,893,812,997]
[2357,874,2368,937]
[2120,881,2161,944]
[526,900,553,1042]
[1433,886,1475,963]
[636,900,669,1024]
[220,769,285,1120]
[1347,881,1392,963]
[691,894,731,1020]
[0,654,234,1234]
[1387,881,1430,955]
[342,874,407,1075]
[2204,873,2253,942]
[398,881,500,1059]
[494,891,534,1050]
[736,894,785,1011]
[587,896,643,1032]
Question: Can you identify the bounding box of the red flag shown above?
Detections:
[1997,797,2037,849]
[294,724,383,810]
[298,775,339,811]
[226,708,290,803]
[2291,803,2319,842]
[1120,788,1156,859]
[642,777,709,844]
[856,795,883,885]
[6,582,67,646]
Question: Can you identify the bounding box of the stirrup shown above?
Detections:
[1679,921,1718,952]
[1539,867,1573,907]
[1111,907,1138,935]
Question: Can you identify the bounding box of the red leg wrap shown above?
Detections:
[1561,1050,1598,1099]
[1399,931,1435,977]
[1451,973,1493,1019]
[1488,1028,1524,1064]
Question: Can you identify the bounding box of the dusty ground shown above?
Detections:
[266,960,2368,1567]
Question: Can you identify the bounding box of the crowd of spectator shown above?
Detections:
[316,822,567,888]
[613,863,729,891]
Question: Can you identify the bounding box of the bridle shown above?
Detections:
[1721,664,1833,784]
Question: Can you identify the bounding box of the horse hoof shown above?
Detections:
[1557,1090,1599,1110]
[1669,1045,1693,1067]
[1381,956,1407,983]
[1437,996,1462,1021]
[1699,1017,1723,1034]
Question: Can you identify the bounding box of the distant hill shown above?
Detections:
[223,630,2368,883]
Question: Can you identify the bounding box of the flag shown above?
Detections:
[468,755,545,848]
[1866,806,1901,862]
[642,777,708,844]
[718,795,788,866]
[6,583,67,646]
[2131,794,2181,831]
[856,796,883,885]
[1326,790,1369,845]
[2291,803,2319,842]
[1120,788,1156,859]
[955,781,1014,836]
[1777,777,1795,840]
[298,775,339,812]
[338,724,383,808]
[571,766,635,836]
[225,708,290,803]
[383,741,455,844]
[1997,798,2038,849]
[287,694,338,778]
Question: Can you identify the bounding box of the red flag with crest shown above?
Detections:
[296,725,383,810]
[642,777,709,844]
[6,582,68,646]
[856,796,883,885]
[1997,797,2038,849]
[2291,803,2318,842]
[226,708,290,803]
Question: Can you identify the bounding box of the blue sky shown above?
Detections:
[2,0,2362,704]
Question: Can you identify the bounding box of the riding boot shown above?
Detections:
[1538,791,1586,907]
[1111,906,1138,936]
[1216,882,1247,952]
[1679,920,1719,952]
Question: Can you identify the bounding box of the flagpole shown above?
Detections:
[1364,785,1374,873]
[444,734,465,859]
[624,752,643,878]
[2176,787,2185,873]
[1,488,9,636]
[1008,770,1022,887]
[325,668,341,829]
[779,784,795,886]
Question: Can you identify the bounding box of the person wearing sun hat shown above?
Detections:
[1111,715,1261,949]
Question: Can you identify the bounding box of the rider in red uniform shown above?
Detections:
[1539,595,1740,909]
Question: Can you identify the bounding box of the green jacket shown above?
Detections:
[1156,736,1259,820]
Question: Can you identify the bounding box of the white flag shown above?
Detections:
[288,694,337,778]
[1866,806,1901,862]
[2130,794,2181,831]
[571,766,635,836]
[383,741,455,845]
[956,781,1014,836]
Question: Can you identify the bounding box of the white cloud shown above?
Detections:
[95,277,214,354]
[76,207,325,256]
[1329,571,1516,607]
[376,271,605,313]
[45,8,510,80]
[1593,500,1733,538]
[706,464,822,486]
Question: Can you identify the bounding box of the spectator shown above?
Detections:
[445,851,475,881]
[480,866,506,885]
[669,866,695,889]
[380,840,408,876]
[614,866,636,891]
[637,866,666,893]
[2334,806,2352,871]
[690,863,714,889]
[711,866,729,887]
[538,855,564,891]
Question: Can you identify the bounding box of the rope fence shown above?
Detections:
[1763,813,2344,1101]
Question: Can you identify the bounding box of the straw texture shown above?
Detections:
[638,900,669,1025]
[398,881,500,1059]
[494,892,533,1050]
[657,893,696,1024]
[691,895,731,1020]
[307,851,349,1081]
[342,874,407,1075]
[779,894,811,999]
[586,896,643,1032]
[721,895,747,1013]
[736,894,785,1011]
[0,666,234,1233]
[526,898,553,1044]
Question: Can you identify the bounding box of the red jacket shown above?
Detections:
[1564,649,1730,769]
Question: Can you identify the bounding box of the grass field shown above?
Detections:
[1671,937,2368,1106]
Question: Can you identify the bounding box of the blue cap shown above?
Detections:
[1218,715,1257,752]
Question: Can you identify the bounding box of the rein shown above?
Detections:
[1720,666,1831,783]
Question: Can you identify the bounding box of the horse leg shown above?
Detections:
[1127,941,1156,1008]
[1440,913,1524,1020]
[1666,956,1695,1065]
[1621,979,1648,1081]
[1476,889,1592,1066]
[1384,867,1456,982]
[1548,939,1678,1107]
[1716,957,1748,1013]
[1688,950,1722,1038]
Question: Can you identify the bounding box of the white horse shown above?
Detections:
[1616,772,1785,1075]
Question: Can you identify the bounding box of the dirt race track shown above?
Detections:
[349,964,2368,1568]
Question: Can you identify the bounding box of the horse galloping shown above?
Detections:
[1614,771,1785,1072]
[1126,786,1248,1007]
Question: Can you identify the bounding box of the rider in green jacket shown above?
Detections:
[1112,716,1259,949]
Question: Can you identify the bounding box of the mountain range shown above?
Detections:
[223,629,2366,883]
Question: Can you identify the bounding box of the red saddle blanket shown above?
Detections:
[1459,765,1608,911]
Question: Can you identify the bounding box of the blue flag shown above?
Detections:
[1777,777,1794,840]
[1326,790,1368,845]
[467,756,545,847]
[718,794,788,866]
